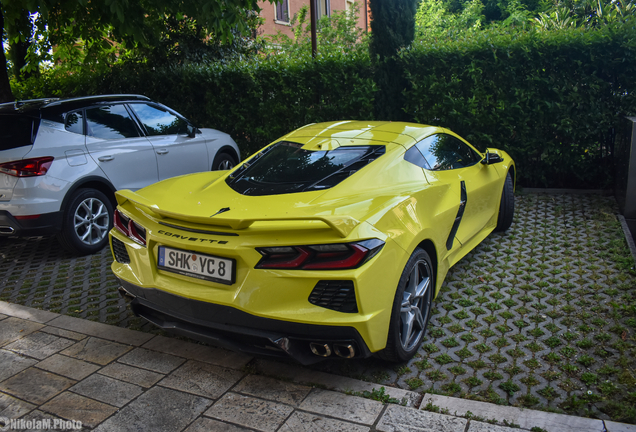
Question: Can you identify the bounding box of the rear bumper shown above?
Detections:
[0,210,63,236]
[118,279,373,365]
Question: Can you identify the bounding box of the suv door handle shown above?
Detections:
[156,149,169,155]
[98,156,114,162]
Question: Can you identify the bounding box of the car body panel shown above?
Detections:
[85,135,159,191]
[110,121,515,362]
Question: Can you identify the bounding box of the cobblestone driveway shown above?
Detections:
[1,193,635,423]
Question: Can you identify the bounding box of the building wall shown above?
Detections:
[257,0,368,39]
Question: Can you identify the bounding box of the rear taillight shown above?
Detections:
[0,157,54,177]
[114,209,147,246]
[256,239,384,270]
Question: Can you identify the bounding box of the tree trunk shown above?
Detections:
[6,8,35,81]
[0,9,15,103]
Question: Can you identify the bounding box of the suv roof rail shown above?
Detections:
[44,94,151,107]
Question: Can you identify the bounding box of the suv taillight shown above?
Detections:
[0,157,54,177]
[256,239,384,270]
[114,209,147,246]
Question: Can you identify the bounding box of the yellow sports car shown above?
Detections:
[111,121,515,364]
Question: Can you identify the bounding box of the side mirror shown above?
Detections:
[481,151,503,165]
[185,124,196,138]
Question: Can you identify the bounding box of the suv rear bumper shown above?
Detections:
[0,210,63,236]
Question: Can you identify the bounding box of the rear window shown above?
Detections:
[0,115,39,151]
[226,141,385,196]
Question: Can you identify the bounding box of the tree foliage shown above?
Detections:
[369,0,419,59]
[414,0,636,39]
[265,2,368,57]
[0,0,273,102]
[368,0,419,121]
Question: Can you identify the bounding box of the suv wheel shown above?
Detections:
[212,152,237,171]
[57,188,113,255]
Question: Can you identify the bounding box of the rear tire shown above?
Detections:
[212,152,237,171]
[495,172,514,232]
[57,188,113,256]
[377,248,434,362]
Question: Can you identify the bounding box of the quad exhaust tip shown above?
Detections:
[0,226,15,235]
[309,342,356,358]
[310,342,332,357]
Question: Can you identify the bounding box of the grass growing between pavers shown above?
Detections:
[0,193,634,423]
[311,194,636,424]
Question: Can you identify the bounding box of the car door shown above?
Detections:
[418,133,501,248]
[84,104,159,190]
[128,103,209,181]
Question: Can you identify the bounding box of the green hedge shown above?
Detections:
[400,22,636,188]
[13,21,636,187]
[13,52,376,158]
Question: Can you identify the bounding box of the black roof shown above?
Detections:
[0,94,151,118]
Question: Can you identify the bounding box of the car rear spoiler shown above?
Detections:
[116,190,360,238]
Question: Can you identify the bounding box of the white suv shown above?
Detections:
[0,94,241,255]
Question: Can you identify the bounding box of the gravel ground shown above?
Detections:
[1,193,635,423]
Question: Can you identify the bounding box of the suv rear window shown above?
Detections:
[227,141,385,196]
[0,115,39,151]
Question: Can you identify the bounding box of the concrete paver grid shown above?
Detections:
[0,236,143,330]
[1,193,635,424]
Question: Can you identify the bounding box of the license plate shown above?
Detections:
[157,246,235,285]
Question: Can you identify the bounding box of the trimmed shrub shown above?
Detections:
[400,22,636,187]
[13,52,375,158]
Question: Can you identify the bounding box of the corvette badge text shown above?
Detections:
[157,230,229,244]
[0,417,82,431]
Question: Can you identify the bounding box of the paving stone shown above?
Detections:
[204,392,294,432]
[0,368,75,405]
[36,354,100,381]
[184,417,253,432]
[47,315,153,346]
[0,392,36,419]
[41,392,118,428]
[117,347,185,374]
[39,326,86,341]
[377,404,468,432]
[70,374,143,408]
[4,331,75,360]
[280,410,370,432]
[0,349,38,382]
[299,389,383,425]
[61,337,131,366]
[468,420,527,432]
[0,317,44,347]
[234,375,311,406]
[420,394,604,432]
[98,363,164,388]
[92,386,210,432]
[0,313,7,320]
[142,335,252,369]
[605,421,636,432]
[0,301,59,324]
[159,360,244,399]
[256,359,419,407]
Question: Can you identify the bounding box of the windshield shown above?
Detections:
[226,141,385,196]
